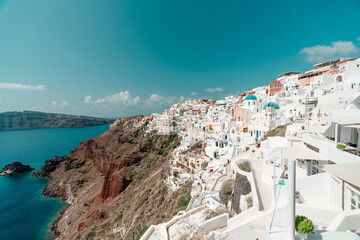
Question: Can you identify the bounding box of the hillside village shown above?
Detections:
[136,57,360,240]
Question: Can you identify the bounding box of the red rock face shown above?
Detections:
[77,209,108,232]
[32,116,186,239]
[84,138,140,202]
[99,162,130,201]
[84,140,109,173]
[56,185,68,198]
[77,222,87,232]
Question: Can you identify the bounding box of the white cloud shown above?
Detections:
[299,40,359,63]
[59,100,70,108]
[84,91,184,115]
[144,94,179,107]
[84,96,92,104]
[147,93,164,103]
[84,91,141,106]
[0,83,46,90]
[51,100,70,108]
[190,91,197,96]
[205,87,224,93]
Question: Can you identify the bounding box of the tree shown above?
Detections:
[238,161,251,172]
[172,121,177,132]
[295,215,314,234]
[219,179,234,208]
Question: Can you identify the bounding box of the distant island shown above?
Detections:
[0,161,35,176]
[0,111,115,130]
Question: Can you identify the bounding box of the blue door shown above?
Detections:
[256,131,259,138]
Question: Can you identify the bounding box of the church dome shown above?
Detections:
[244,95,257,100]
[263,102,279,109]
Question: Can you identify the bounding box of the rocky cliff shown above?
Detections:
[33,115,191,240]
[0,111,114,130]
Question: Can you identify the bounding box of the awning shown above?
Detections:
[323,163,360,187]
[282,142,328,161]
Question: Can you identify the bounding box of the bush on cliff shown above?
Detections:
[262,124,288,141]
[219,179,234,207]
[136,226,148,240]
[238,160,251,172]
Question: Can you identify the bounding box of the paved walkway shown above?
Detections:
[253,169,272,211]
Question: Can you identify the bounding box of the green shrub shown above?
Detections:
[166,133,179,147]
[295,215,307,232]
[176,194,191,210]
[245,196,253,207]
[136,226,149,240]
[295,215,314,234]
[238,161,251,172]
[337,144,346,150]
[219,179,234,207]
[208,208,234,219]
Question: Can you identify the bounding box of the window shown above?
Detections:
[350,188,360,210]
[345,184,360,210]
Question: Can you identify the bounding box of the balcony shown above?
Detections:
[303,134,360,164]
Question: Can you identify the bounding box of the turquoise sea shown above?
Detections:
[0,125,110,240]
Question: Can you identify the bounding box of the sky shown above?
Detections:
[0,0,359,118]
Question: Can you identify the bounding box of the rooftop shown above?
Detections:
[263,102,280,109]
[245,95,257,100]
[277,72,302,78]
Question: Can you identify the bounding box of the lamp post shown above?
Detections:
[273,157,276,203]
[335,123,339,147]
[288,159,296,240]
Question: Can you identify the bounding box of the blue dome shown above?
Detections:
[245,95,257,100]
[263,102,279,109]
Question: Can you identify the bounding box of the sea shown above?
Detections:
[0,124,110,240]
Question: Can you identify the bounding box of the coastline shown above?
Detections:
[0,125,111,239]
[49,206,68,239]
[36,175,69,240]
[33,176,68,240]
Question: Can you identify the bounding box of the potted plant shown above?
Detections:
[295,215,314,240]
[337,144,346,150]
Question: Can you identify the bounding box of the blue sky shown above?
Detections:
[0,0,359,117]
